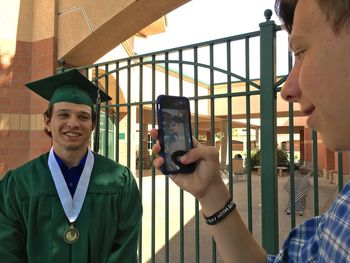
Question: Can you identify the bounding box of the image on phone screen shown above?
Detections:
[156,95,195,174]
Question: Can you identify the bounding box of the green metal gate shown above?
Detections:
[59,10,345,263]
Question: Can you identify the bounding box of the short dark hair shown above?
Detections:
[43,105,97,137]
[274,0,298,34]
[275,0,350,34]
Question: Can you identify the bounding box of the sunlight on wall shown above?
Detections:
[0,0,20,40]
[0,0,20,57]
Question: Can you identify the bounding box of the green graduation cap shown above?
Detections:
[25,69,111,108]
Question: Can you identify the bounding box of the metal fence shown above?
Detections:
[61,11,345,263]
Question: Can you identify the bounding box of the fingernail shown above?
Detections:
[180,155,187,162]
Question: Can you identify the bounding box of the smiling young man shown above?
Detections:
[44,101,97,167]
[150,0,350,262]
[0,69,142,262]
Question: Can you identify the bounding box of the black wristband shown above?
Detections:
[204,199,236,225]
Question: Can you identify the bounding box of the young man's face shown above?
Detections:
[44,102,95,154]
[281,0,350,151]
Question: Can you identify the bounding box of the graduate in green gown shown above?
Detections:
[0,69,142,263]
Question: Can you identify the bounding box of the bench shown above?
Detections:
[254,166,288,177]
[220,169,247,184]
[277,166,289,177]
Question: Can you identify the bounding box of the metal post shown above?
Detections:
[338,152,344,191]
[312,130,319,216]
[259,9,279,254]
[93,66,100,153]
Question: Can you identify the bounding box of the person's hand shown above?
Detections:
[150,128,224,201]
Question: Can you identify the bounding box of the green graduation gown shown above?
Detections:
[0,152,142,263]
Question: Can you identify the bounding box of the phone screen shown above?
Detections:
[156,95,195,174]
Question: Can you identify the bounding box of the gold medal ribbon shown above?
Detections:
[48,147,94,244]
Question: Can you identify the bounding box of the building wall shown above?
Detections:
[0,37,55,176]
[302,127,348,174]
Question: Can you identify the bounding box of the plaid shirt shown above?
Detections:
[267,181,350,262]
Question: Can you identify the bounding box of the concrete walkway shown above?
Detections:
[137,171,344,262]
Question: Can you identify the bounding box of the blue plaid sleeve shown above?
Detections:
[266,181,350,262]
[266,216,321,263]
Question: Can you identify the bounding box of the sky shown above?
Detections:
[135,0,281,54]
[128,0,292,128]
[95,0,292,129]
[129,0,289,82]
[97,0,290,84]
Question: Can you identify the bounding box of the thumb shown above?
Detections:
[181,143,219,164]
[178,137,203,164]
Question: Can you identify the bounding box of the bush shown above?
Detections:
[249,149,261,168]
[247,147,290,169]
[276,147,290,167]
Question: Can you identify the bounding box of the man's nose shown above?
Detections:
[66,116,80,128]
[280,65,301,102]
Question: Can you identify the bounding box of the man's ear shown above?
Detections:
[43,115,51,132]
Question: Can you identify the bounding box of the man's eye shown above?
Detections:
[80,115,90,121]
[294,49,305,58]
[58,113,69,118]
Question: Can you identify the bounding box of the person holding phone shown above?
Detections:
[151,0,350,261]
[0,69,142,262]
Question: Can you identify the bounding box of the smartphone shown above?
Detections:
[156,95,196,175]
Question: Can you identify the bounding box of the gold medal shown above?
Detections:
[63,224,79,244]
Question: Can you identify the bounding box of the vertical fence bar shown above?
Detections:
[193,46,200,263]
[151,55,156,263]
[138,57,143,263]
[93,65,100,153]
[287,50,296,228]
[115,62,120,162]
[226,40,233,194]
[338,153,344,191]
[164,51,170,263]
[209,43,215,147]
[178,49,185,263]
[245,37,253,233]
[209,43,217,263]
[127,59,131,168]
[259,11,279,254]
[312,130,319,216]
[104,64,109,157]
[288,103,296,228]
